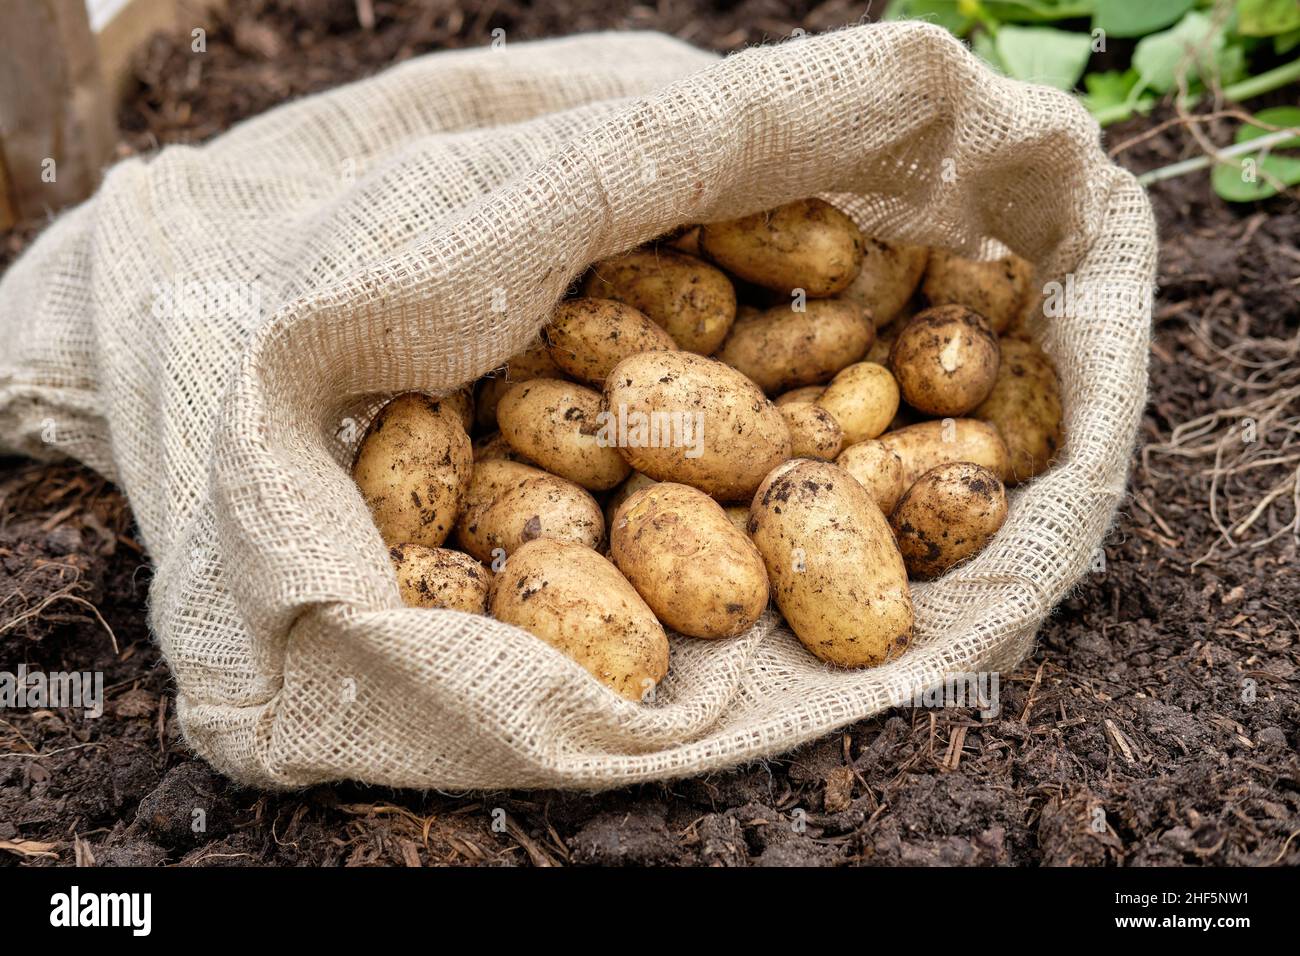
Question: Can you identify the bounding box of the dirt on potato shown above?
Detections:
[2,0,1298,867]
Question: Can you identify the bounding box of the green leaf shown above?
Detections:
[981,0,1097,23]
[994,26,1096,89]
[1274,26,1300,52]
[1093,0,1196,38]
[1132,11,1221,94]
[884,0,974,35]
[1082,69,1139,113]
[1212,106,1300,202]
[1237,0,1300,37]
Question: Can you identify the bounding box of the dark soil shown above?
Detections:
[2,0,1298,867]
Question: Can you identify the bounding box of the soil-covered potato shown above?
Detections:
[439,388,474,433]
[699,198,865,298]
[814,361,899,444]
[353,393,473,549]
[715,298,873,394]
[459,474,604,564]
[774,385,826,407]
[866,317,901,365]
[840,238,929,327]
[890,462,1008,579]
[475,344,565,431]
[878,418,1011,488]
[749,459,913,668]
[889,305,999,416]
[836,439,907,514]
[973,337,1064,484]
[489,538,669,701]
[603,350,791,501]
[604,470,659,527]
[544,297,678,385]
[389,544,490,613]
[454,459,540,555]
[780,402,844,460]
[723,505,751,535]
[582,247,737,354]
[497,378,630,491]
[664,224,702,256]
[472,431,531,463]
[922,250,1034,334]
[610,482,768,639]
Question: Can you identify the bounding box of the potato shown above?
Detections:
[723,505,751,535]
[749,459,913,668]
[664,224,702,257]
[389,544,490,613]
[715,298,873,394]
[353,393,472,548]
[973,338,1063,484]
[610,482,768,639]
[890,462,1008,579]
[865,318,900,365]
[921,250,1034,334]
[700,198,864,298]
[836,439,906,514]
[840,238,929,327]
[490,538,669,701]
[472,431,531,463]
[582,247,736,354]
[888,305,999,416]
[780,403,843,460]
[475,345,565,431]
[604,470,659,528]
[774,385,826,407]
[497,378,631,491]
[544,297,678,385]
[814,362,899,444]
[603,350,791,501]
[877,418,1011,488]
[455,459,542,556]
[461,474,604,564]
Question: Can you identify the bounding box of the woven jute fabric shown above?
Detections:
[0,25,1155,790]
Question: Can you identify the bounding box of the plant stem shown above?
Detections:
[1091,56,1300,127]
[1136,126,1300,185]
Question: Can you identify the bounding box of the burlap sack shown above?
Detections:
[0,24,1155,790]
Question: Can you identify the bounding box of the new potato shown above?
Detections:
[840,238,929,327]
[890,462,1008,579]
[389,544,490,613]
[353,393,472,549]
[973,338,1064,484]
[475,344,564,431]
[815,361,899,444]
[836,439,907,514]
[582,247,737,355]
[749,459,913,668]
[780,402,844,460]
[544,297,677,385]
[715,298,873,394]
[889,305,999,416]
[611,483,768,639]
[462,474,605,564]
[497,378,630,491]
[490,538,669,701]
[922,250,1033,334]
[603,350,792,501]
[700,198,865,298]
[878,418,1011,488]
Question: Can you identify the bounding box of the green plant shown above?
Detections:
[885,0,1300,199]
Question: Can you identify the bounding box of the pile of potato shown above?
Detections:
[352,198,1063,701]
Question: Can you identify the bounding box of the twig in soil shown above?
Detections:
[0,586,119,653]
